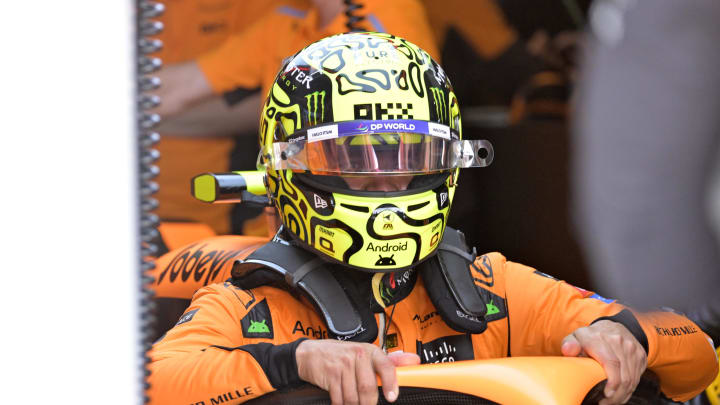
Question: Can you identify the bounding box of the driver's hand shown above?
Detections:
[561,320,648,405]
[295,339,420,405]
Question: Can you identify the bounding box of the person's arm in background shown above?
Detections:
[149,6,274,135]
[194,14,271,111]
[497,254,719,402]
[151,61,212,118]
[149,58,262,136]
[196,0,441,98]
[155,87,261,136]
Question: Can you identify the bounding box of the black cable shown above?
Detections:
[382,303,397,352]
[343,0,366,32]
[137,0,164,402]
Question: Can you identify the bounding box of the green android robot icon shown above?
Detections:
[486,301,500,316]
[247,319,270,333]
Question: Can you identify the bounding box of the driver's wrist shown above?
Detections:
[242,338,308,389]
[294,338,311,382]
[287,338,309,386]
[592,309,649,353]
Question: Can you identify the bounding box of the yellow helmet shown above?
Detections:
[258,32,493,272]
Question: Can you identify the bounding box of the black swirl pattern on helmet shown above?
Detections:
[365,204,446,264]
[274,112,300,139]
[337,73,376,95]
[408,62,424,98]
[290,174,335,217]
[394,69,409,91]
[279,195,307,242]
[309,217,364,263]
[268,80,302,136]
[320,49,346,74]
[355,69,391,90]
[395,41,415,61]
[265,171,281,198]
[259,118,268,146]
[303,39,347,74]
[278,170,299,201]
[370,33,428,65]
[289,33,438,99]
[270,85,293,107]
[366,35,385,49]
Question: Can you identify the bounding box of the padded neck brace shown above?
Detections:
[230,227,489,343]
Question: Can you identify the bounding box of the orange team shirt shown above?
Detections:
[421,0,517,60]
[197,0,440,100]
[148,250,719,404]
[149,0,280,235]
[153,0,438,234]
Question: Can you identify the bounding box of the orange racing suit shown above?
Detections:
[148,248,718,404]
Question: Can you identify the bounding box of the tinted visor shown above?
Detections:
[265,119,493,176]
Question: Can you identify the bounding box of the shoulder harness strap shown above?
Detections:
[230,235,378,343]
[418,227,489,334]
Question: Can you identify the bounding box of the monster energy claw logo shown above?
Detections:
[305,90,326,126]
[430,87,446,123]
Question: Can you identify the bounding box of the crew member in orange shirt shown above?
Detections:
[150,0,279,235]
[151,0,439,236]
[197,0,438,99]
[148,33,718,405]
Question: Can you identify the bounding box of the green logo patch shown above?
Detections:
[486,301,500,316]
[248,319,270,333]
[474,288,507,323]
[241,299,274,339]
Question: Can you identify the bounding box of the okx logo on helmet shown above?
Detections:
[259,32,493,273]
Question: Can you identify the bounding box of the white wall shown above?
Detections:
[0,1,139,403]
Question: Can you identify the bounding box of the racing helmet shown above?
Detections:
[259,32,493,273]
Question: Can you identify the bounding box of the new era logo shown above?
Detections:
[314,194,328,209]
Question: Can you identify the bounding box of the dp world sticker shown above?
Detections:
[307,124,338,143]
[428,122,451,140]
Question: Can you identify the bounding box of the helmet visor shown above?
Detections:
[265,119,493,175]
